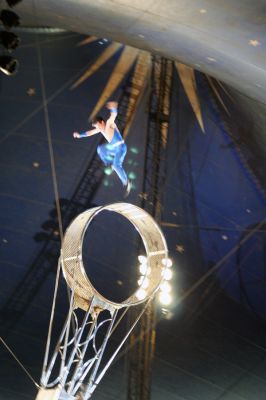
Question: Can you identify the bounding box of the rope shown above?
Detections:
[36,40,64,243]
[35,21,78,379]
[35,29,65,377]
[0,9,67,390]
[40,258,62,377]
[0,336,40,389]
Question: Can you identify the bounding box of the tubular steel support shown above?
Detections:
[37,300,117,400]
[36,202,169,399]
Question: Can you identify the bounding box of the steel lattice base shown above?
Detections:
[36,203,169,400]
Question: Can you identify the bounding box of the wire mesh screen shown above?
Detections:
[61,203,168,311]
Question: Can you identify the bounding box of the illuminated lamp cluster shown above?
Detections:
[136,255,173,306]
[159,257,173,306]
[136,255,151,301]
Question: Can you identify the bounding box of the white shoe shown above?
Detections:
[124,180,131,197]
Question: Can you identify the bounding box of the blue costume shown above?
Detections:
[97,128,128,186]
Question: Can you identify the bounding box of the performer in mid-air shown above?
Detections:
[73,101,130,195]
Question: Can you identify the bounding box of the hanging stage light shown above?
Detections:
[6,0,23,7]
[162,257,173,268]
[138,255,147,264]
[159,291,172,306]
[0,55,18,75]
[0,9,20,28]
[162,268,173,281]
[0,31,20,50]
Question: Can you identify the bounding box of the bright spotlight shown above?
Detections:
[139,264,151,276]
[137,276,149,289]
[0,55,18,75]
[138,255,147,264]
[0,9,20,28]
[136,288,146,300]
[159,291,172,306]
[162,258,172,268]
[162,268,173,281]
[139,263,148,275]
[0,31,20,50]
[160,281,171,293]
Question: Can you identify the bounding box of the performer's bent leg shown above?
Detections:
[112,144,128,186]
[97,144,113,166]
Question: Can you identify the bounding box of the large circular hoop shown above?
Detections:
[61,203,168,311]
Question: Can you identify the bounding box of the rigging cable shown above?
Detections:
[0,336,40,389]
[35,31,65,378]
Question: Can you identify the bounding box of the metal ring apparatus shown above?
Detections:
[61,203,168,311]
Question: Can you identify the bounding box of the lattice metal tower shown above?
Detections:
[127,56,173,400]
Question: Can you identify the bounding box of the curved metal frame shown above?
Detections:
[61,202,168,310]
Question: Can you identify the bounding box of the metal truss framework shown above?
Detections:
[127,56,173,400]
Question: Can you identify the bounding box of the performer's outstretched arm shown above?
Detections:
[73,128,100,139]
[106,101,118,125]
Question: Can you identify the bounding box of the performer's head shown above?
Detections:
[92,116,105,130]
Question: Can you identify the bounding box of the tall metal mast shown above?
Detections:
[127,56,173,400]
